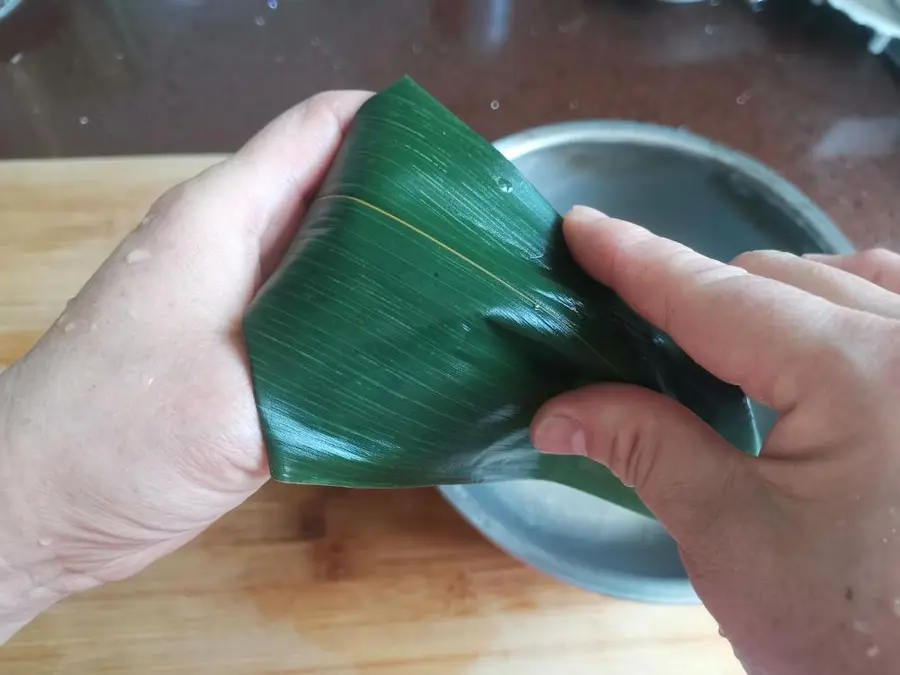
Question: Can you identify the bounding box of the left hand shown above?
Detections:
[0,90,372,642]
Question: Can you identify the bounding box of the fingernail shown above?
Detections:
[802,253,834,262]
[533,415,589,456]
[566,205,609,221]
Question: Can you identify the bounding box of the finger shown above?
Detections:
[223,90,374,272]
[804,249,900,295]
[531,384,754,545]
[563,206,846,411]
[732,250,900,320]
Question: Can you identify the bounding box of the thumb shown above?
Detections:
[531,383,750,544]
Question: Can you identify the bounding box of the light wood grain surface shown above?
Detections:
[0,156,742,674]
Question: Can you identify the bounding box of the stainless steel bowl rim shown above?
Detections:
[440,120,853,604]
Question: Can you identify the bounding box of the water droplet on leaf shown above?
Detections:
[497,177,513,193]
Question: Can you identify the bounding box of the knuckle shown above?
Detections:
[608,422,660,491]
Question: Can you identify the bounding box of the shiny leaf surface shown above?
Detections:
[243,77,760,516]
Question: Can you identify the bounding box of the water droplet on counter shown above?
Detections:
[268,0,278,8]
[310,36,321,47]
[9,52,23,65]
[63,321,77,333]
[705,24,716,35]
[254,16,266,26]
[79,116,89,125]
[274,54,285,64]
[490,99,500,111]
[126,248,151,264]
[38,537,52,547]
[146,376,155,387]
[128,308,139,319]
[90,323,98,332]
[867,645,880,658]
[496,177,513,193]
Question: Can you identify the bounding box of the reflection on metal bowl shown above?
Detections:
[440,121,853,604]
[0,0,26,21]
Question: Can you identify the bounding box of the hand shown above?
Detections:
[0,90,372,642]
[531,206,900,675]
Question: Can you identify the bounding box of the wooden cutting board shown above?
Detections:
[0,157,742,674]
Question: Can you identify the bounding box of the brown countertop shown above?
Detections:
[1,0,899,248]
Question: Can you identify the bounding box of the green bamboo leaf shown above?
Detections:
[243,76,760,517]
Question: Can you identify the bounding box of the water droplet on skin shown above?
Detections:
[90,323,98,332]
[79,116,89,125]
[569,100,579,110]
[867,645,880,658]
[254,15,266,26]
[63,322,77,333]
[884,537,890,544]
[9,52,23,65]
[412,43,422,54]
[38,537,52,547]
[126,248,151,264]
[146,376,155,387]
[497,177,513,193]
[853,619,870,634]
[267,0,278,8]
[490,99,500,111]
[139,214,154,228]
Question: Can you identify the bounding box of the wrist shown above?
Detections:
[0,364,98,643]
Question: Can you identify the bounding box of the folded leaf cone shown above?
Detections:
[243,76,761,517]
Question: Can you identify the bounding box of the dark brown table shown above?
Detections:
[1,0,899,246]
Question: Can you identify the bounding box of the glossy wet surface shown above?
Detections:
[0,0,898,246]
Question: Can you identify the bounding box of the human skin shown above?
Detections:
[2,90,900,675]
[533,208,900,675]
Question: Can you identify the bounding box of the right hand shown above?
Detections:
[531,206,900,675]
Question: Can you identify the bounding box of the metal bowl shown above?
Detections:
[440,121,853,604]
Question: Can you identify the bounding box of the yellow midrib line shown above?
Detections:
[317,193,622,377]
[319,194,539,307]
